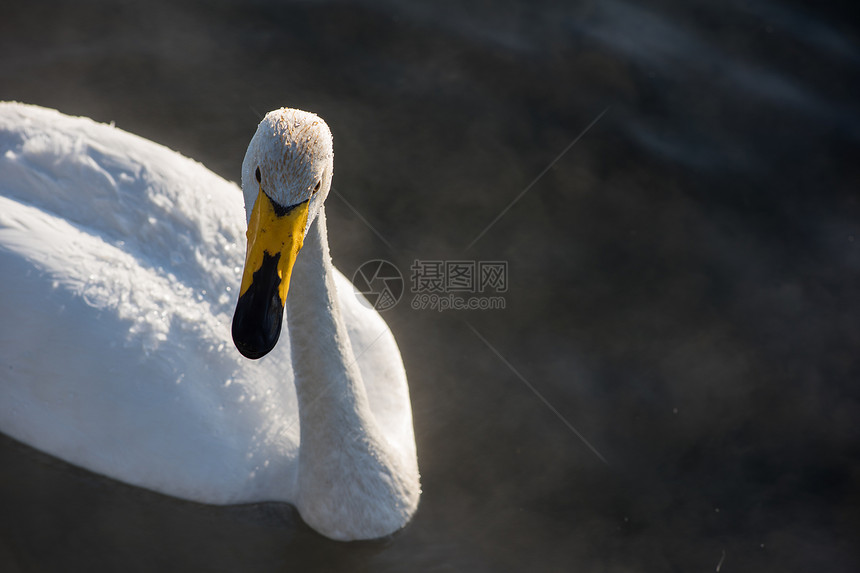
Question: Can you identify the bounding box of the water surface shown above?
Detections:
[1,1,859,571]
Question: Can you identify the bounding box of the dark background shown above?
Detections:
[2,0,859,571]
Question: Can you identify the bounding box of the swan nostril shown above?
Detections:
[255,166,261,183]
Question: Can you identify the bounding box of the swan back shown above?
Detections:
[0,103,245,316]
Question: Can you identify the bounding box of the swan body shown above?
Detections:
[0,102,419,540]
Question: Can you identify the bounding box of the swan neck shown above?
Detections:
[285,207,421,540]
[286,207,375,438]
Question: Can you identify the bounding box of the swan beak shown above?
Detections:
[232,189,309,359]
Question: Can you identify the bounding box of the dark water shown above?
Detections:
[2,1,859,571]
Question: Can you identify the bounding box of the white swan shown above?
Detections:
[0,102,420,541]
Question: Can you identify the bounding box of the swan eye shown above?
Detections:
[313,180,321,194]
[255,167,261,183]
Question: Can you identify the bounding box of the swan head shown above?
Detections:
[232,108,334,360]
[240,108,333,230]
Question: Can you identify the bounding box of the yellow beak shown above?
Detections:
[232,188,309,359]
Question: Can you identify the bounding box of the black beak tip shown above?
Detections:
[231,290,285,360]
[232,307,282,360]
[232,334,273,360]
[231,251,286,360]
